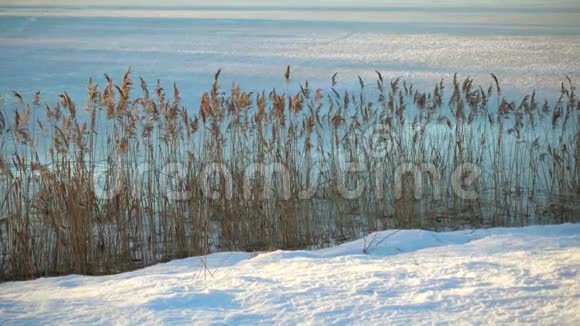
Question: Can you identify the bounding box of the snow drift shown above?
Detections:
[1,224,579,324]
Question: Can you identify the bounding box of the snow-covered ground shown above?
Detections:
[1,224,579,325]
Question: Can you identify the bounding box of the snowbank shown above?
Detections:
[1,224,579,324]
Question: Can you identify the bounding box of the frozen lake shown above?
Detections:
[0,4,579,106]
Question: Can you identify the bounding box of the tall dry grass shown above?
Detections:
[0,68,578,280]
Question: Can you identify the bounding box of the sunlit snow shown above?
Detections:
[1,224,578,324]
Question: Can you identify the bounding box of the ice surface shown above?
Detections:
[0,4,578,108]
[0,224,578,324]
